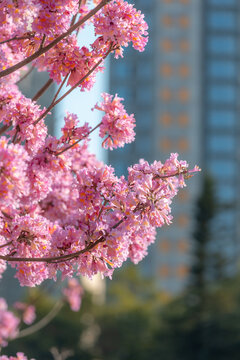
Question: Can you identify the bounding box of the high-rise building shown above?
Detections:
[109,0,239,293]
[202,0,240,265]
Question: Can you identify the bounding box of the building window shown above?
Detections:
[137,61,152,79]
[178,138,189,152]
[161,39,173,52]
[208,110,236,129]
[135,136,151,156]
[208,0,236,6]
[117,86,133,103]
[162,15,173,27]
[178,64,190,77]
[137,88,152,105]
[179,39,190,52]
[217,183,235,203]
[159,138,172,152]
[209,159,236,178]
[207,11,236,30]
[159,113,172,127]
[178,113,189,127]
[207,134,235,153]
[138,0,152,8]
[160,88,172,102]
[177,239,189,253]
[113,61,132,78]
[208,60,236,79]
[176,264,188,278]
[208,85,236,104]
[177,214,189,227]
[159,265,170,278]
[137,111,152,131]
[179,16,190,28]
[159,239,171,253]
[208,36,236,55]
[160,63,173,77]
[178,88,190,103]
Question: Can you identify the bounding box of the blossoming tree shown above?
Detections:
[0,0,199,358]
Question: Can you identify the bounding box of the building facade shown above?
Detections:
[109,0,239,293]
[202,0,240,265]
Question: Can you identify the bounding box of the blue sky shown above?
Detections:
[55,22,109,162]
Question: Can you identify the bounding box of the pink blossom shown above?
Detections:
[14,302,36,325]
[8,215,52,286]
[0,298,19,347]
[0,353,33,360]
[93,0,148,57]
[63,278,83,311]
[93,93,136,149]
[61,112,91,143]
[0,137,30,208]
[35,36,104,90]
[32,0,79,36]
[0,0,200,293]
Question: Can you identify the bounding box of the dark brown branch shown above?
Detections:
[55,123,101,156]
[0,34,35,45]
[0,123,11,136]
[0,241,12,249]
[32,78,54,102]
[0,0,112,79]
[51,73,69,105]
[0,214,126,264]
[16,66,34,85]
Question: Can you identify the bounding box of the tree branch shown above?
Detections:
[14,301,63,339]
[16,66,34,85]
[32,78,54,102]
[0,0,112,79]
[0,214,126,264]
[0,123,11,136]
[55,122,101,156]
[33,46,113,125]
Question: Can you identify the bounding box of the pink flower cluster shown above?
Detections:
[14,302,36,325]
[0,353,33,360]
[63,278,83,311]
[0,298,19,347]
[0,0,200,309]
[61,112,91,143]
[0,144,199,286]
[35,35,104,90]
[93,0,148,57]
[93,93,136,149]
[32,0,79,36]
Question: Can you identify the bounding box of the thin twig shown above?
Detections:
[56,123,101,156]
[14,301,63,339]
[0,241,12,249]
[32,78,54,102]
[0,0,112,79]
[39,34,46,49]
[0,34,35,45]
[51,73,69,105]
[0,123,11,136]
[12,125,20,144]
[34,46,112,125]
[0,213,127,263]
[16,66,34,85]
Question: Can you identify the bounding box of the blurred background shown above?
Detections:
[3,0,240,359]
